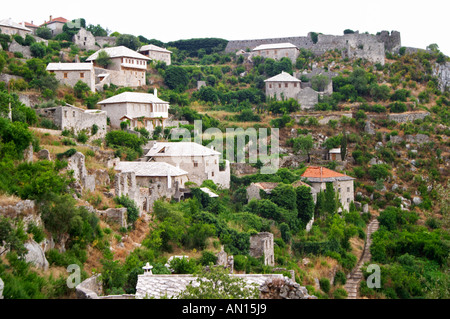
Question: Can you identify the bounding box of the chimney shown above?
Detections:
[154,88,157,97]
[49,15,52,22]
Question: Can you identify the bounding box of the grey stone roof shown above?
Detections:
[97,92,168,105]
[253,42,298,51]
[264,71,301,82]
[146,142,221,157]
[86,46,151,61]
[135,274,284,299]
[139,44,172,53]
[0,18,31,32]
[115,161,188,177]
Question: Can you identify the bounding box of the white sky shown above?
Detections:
[3,0,449,55]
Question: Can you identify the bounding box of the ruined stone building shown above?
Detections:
[0,18,32,37]
[252,42,300,63]
[114,161,188,212]
[86,46,150,88]
[36,104,107,138]
[250,232,275,266]
[301,166,355,212]
[73,27,99,51]
[46,62,96,92]
[97,91,169,133]
[138,44,172,65]
[145,142,231,189]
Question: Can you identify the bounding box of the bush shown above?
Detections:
[114,195,139,225]
[319,277,331,293]
[76,131,88,144]
[333,288,348,299]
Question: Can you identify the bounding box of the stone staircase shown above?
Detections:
[344,218,379,299]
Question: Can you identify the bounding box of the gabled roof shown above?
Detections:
[0,18,32,32]
[86,46,151,61]
[41,17,68,26]
[253,42,298,51]
[97,92,168,105]
[115,161,188,177]
[264,71,301,82]
[301,166,354,182]
[46,62,94,71]
[23,22,39,29]
[146,142,221,157]
[139,44,172,54]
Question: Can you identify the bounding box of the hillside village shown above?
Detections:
[0,16,449,300]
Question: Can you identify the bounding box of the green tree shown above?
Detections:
[96,50,112,69]
[164,66,189,92]
[177,266,259,299]
[324,182,337,215]
[311,74,330,92]
[29,42,46,58]
[116,34,140,51]
[35,27,52,40]
[296,186,315,227]
[292,135,314,162]
[86,24,108,37]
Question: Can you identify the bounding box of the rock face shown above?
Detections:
[0,277,4,299]
[432,62,450,92]
[24,240,49,270]
[38,149,51,161]
[364,121,376,135]
[259,277,317,299]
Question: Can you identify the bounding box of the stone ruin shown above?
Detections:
[249,232,275,266]
[259,276,317,299]
[66,152,96,193]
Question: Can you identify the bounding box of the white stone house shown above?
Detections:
[40,16,68,36]
[97,91,169,132]
[46,62,96,92]
[138,44,172,66]
[37,104,107,138]
[301,166,355,212]
[265,71,301,101]
[145,142,231,189]
[86,46,150,88]
[115,161,189,212]
[252,42,300,63]
[264,71,319,109]
[0,18,32,37]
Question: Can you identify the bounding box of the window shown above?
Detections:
[73,111,76,117]
[211,171,214,177]
[347,187,350,192]
[347,198,350,203]
[294,83,297,87]
[64,111,67,118]
[278,84,281,88]
[285,83,288,88]
[338,188,341,193]
[269,84,272,88]
[193,161,198,168]
[64,73,68,79]
[80,72,84,79]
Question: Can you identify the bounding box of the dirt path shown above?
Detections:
[344,218,379,299]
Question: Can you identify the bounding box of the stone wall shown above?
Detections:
[225,30,401,64]
[388,111,430,123]
[94,36,117,48]
[8,40,32,58]
[73,28,99,51]
[298,87,319,110]
[18,93,41,108]
[96,208,128,228]
[66,152,96,192]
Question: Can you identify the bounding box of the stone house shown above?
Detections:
[115,161,188,212]
[145,142,231,189]
[138,44,172,65]
[37,104,107,138]
[73,28,99,51]
[301,166,355,212]
[40,16,68,36]
[46,62,96,92]
[252,42,300,63]
[23,21,39,34]
[86,46,150,88]
[327,148,342,161]
[97,91,169,132]
[0,18,32,37]
[264,71,318,109]
[265,71,301,100]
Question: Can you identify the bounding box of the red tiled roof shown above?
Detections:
[41,17,68,26]
[301,166,349,180]
[24,22,39,28]
[254,182,279,190]
[292,180,312,188]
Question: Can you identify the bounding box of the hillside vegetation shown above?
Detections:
[0,22,448,299]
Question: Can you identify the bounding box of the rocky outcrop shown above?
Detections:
[24,240,49,270]
[259,276,317,299]
[432,62,450,92]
